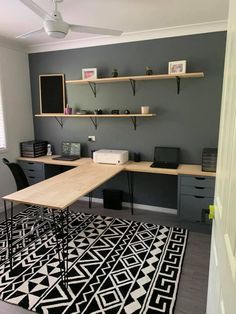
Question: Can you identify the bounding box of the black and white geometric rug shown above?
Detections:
[0,207,188,314]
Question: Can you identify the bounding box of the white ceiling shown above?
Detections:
[0,0,229,53]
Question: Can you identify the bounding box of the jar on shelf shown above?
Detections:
[145,66,153,75]
[112,68,118,77]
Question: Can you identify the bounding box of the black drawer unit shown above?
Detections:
[178,174,215,222]
[18,161,45,186]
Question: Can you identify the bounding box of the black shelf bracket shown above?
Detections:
[129,79,136,96]
[88,82,97,97]
[90,117,98,129]
[176,76,181,94]
[55,117,64,128]
[130,116,137,130]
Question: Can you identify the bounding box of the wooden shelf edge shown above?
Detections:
[35,113,156,118]
[66,72,204,84]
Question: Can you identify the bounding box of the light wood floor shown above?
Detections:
[0,201,211,314]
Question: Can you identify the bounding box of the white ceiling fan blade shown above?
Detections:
[16,28,44,39]
[70,24,123,36]
[19,0,53,20]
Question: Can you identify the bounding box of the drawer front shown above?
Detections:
[180,185,215,197]
[180,175,215,188]
[23,168,45,178]
[27,176,43,185]
[18,161,45,185]
[18,161,44,172]
[179,194,213,222]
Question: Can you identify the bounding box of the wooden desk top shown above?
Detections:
[17,156,92,167]
[17,156,216,177]
[4,156,215,209]
[124,161,216,177]
[124,161,178,175]
[3,162,124,209]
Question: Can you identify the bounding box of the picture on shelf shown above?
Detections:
[82,68,97,80]
[168,60,187,74]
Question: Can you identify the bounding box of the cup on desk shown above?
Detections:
[91,150,96,158]
[134,152,141,162]
[64,107,72,115]
[141,106,150,114]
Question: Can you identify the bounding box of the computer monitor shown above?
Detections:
[62,142,81,157]
[154,147,180,163]
[150,147,180,169]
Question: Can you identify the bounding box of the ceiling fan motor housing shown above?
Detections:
[43,19,69,38]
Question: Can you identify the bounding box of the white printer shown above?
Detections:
[93,149,129,165]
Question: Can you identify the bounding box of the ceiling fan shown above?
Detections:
[17,0,123,39]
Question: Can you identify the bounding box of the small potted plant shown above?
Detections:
[145,66,153,75]
[112,68,118,77]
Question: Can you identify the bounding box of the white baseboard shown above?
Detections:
[80,196,177,215]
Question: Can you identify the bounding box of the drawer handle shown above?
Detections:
[194,195,205,199]
[28,169,35,172]
[195,177,205,180]
[194,186,205,190]
[27,162,34,165]
[28,176,35,179]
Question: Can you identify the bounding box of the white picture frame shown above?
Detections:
[168,60,187,74]
[82,68,97,80]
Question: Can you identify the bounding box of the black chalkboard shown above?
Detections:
[39,74,65,114]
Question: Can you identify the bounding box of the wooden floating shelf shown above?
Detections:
[66,72,204,96]
[66,72,204,84]
[35,113,155,118]
[35,113,156,130]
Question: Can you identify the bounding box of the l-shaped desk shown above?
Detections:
[2,156,215,285]
[4,155,215,216]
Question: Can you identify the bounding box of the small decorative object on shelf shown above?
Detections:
[145,66,153,75]
[168,60,187,74]
[47,143,52,156]
[111,109,119,114]
[141,106,150,114]
[94,109,103,114]
[112,68,118,77]
[82,68,97,80]
[124,109,130,114]
[64,104,72,115]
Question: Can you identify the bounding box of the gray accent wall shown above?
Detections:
[29,32,226,209]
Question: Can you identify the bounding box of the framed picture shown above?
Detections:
[168,60,187,74]
[82,68,97,80]
[39,73,65,114]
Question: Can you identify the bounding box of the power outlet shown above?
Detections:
[88,135,96,142]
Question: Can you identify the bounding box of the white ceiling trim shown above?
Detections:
[28,20,227,54]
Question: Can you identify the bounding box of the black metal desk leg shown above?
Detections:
[3,201,14,270]
[60,208,69,288]
[89,192,93,208]
[4,200,10,262]
[10,201,13,270]
[52,208,69,288]
[127,172,134,215]
[52,210,64,285]
[60,210,66,286]
[65,206,69,288]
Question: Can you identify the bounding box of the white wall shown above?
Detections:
[0,41,34,211]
